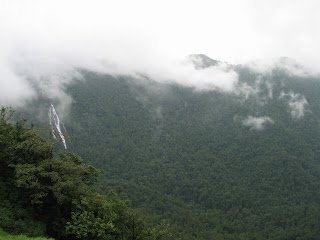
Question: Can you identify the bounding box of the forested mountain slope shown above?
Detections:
[15,55,320,239]
[1,107,164,240]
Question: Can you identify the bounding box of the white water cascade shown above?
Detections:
[48,103,67,149]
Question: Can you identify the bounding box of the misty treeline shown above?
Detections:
[9,55,320,239]
[0,107,172,239]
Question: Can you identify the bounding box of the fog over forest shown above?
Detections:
[1,0,320,110]
[1,1,320,240]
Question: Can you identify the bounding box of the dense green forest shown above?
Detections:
[0,107,171,239]
[9,55,320,239]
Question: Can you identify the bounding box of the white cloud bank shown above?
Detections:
[0,58,34,106]
[246,57,317,77]
[0,48,239,109]
[0,0,320,109]
[0,0,242,108]
[242,116,274,130]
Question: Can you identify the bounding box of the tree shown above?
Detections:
[0,106,150,239]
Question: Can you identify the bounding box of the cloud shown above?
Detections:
[234,82,260,102]
[242,116,274,130]
[0,49,83,118]
[0,0,320,111]
[245,0,320,72]
[233,76,274,104]
[279,91,309,119]
[0,58,34,106]
[0,47,239,110]
[0,1,240,110]
[245,57,317,77]
[144,59,238,92]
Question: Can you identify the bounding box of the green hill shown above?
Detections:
[14,55,320,239]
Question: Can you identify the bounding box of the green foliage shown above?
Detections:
[0,106,153,240]
[67,193,116,239]
[10,59,320,239]
[56,68,320,239]
[66,190,144,240]
[12,152,100,205]
[0,206,47,237]
[0,228,53,240]
[145,220,173,240]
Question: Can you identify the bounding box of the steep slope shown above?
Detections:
[15,55,320,239]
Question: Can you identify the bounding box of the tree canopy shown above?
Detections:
[0,106,169,240]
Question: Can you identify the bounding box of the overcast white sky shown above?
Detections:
[1,0,320,106]
[2,0,319,64]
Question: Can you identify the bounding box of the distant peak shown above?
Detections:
[188,54,219,68]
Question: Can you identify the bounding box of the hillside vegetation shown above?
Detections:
[0,107,170,239]
[0,228,53,240]
[13,55,320,239]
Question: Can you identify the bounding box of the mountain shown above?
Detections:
[14,55,320,239]
[188,54,219,68]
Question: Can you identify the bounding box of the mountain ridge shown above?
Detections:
[10,55,320,239]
